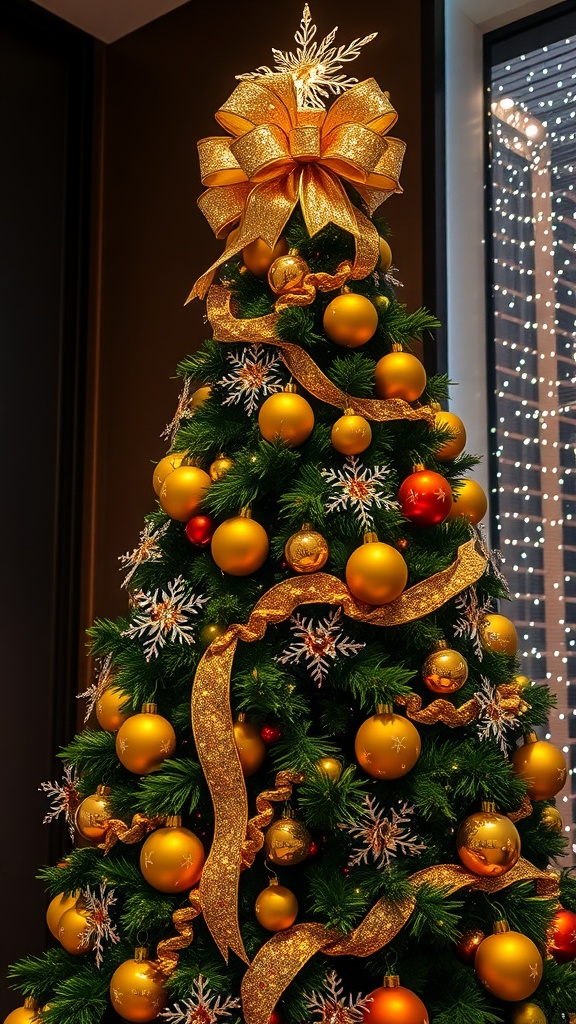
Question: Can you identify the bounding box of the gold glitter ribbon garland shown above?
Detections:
[241,858,560,1024]
[206,284,435,424]
[395,680,530,727]
[100,814,166,854]
[242,770,306,870]
[155,888,203,977]
[192,540,487,963]
[188,74,406,301]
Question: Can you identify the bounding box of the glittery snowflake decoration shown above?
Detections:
[119,520,170,589]
[321,456,397,530]
[471,523,511,598]
[39,764,80,840]
[160,976,240,1024]
[217,345,284,416]
[79,882,120,968]
[474,676,519,753]
[453,586,493,660]
[344,796,426,869]
[77,652,115,723]
[305,971,373,1024]
[161,377,193,444]
[121,576,208,661]
[276,607,364,686]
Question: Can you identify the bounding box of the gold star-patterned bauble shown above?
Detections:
[434,408,467,461]
[323,292,379,348]
[211,508,269,576]
[209,454,234,481]
[258,383,315,448]
[540,804,563,832]
[57,900,93,955]
[96,685,132,732]
[315,756,343,782]
[422,640,468,694]
[233,714,267,776]
[255,877,299,931]
[4,999,41,1024]
[75,784,111,842]
[511,732,568,801]
[447,478,488,524]
[355,703,421,780]
[159,464,211,522]
[509,1003,547,1024]
[115,703,176,775]
[284,523,329,573]
[264,811,311,866]
[109,947,167,1022]
[331,407,372,455]
[345,531,408,606]
[152,452,186,496]
[374,349,427,402]
[456,801,521,877]
[268,253,310,294]
[243,236,289,276]
[46,890,80,939]
[474,921,543,1001]
[139,816,205,892]
[478,612,518,656]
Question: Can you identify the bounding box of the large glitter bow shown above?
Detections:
[187,73,405,300]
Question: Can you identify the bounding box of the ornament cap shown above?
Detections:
[343,406,355,416]
[481,800,497,813]
[281,807,296,819]
[432,639,448,651]
[236,712,247,723]
[383,975,400,988]
[391,342,403,352]
[412,462,425,472]
[268,876,280,888]
[493,919,510,934]
[523,731,538,744]
[165,815,182,828]
[96,784,111,796]
[134,946,150,961]
[23,998,40,1010]
[301,521,313,531]
[142,702,157,714]
[239,506,253,519]
[284,382,297,394]
[431,400,442,412]
[377,702,394,715]
[363,531,379,544]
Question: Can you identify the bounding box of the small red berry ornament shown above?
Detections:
[185,514,216,547]
[398,466,453,526]
[261,723,282,744]
[307,838,321,860]
[548,907,576,963]
[269,1009,283,1024]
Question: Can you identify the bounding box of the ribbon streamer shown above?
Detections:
[155,888,203,978]
[395,681,530,728]
[242,770,306,870]
[100,814,166,854]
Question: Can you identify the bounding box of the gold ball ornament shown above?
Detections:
[96,685,132,732]
[152,452,186,496]
[209,454,234,481]
[109,947,167,1022]
[255,878,299,931]
[511,732,568,801]
[57,902,93,955]
[455,928,486,963]
[540,804,563,833]
[267,253,310,294]
[140,816,204,892]
[434,409,467,461]
[234,714,267,776]
[316,756,343,782]
[422,641,468,694]
[116,703,176,775]
[243,236,288,276]
[4,999,41,1024]
[345,532,408,606]
[374,350,427,402]
[211,509,269,576]
[264,812,311,866]
[331,408,372,455]
[363,976,429,1024]
[514,674,531,688]
[447,478,488,524]
[284,523,329,574]
[456,801,521,876]
[510,1003,547,1024]
[378,237,393,272]
[159,464,211,522]
[323,292,379,348]
[46,890,79,939]
[74,784,111,842]
[478,613,518,656]
[372,294,390,313]
[258,385,315,448]
[355,704,421,780]
[475,922,543,1001]
[189,385,211,411]
[199,622,227,647]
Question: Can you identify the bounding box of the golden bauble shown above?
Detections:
[258,388,315,447]
[315,756,343,782]
[4,1000,41,1024]
[284,524,329,574]
[355,706,421,779]
[378,237,393,272]
[189,385,211,411]
[152,452,186,496]
[159,465,211,522]
[57,903,93,955]
[46,890,79,939]
[514,674,531,688]
[374,351,427,402]
[456,802,521,876]
[199,622,227,647]
[478,613,518,656]
[422,642,468,694]
[267,253,309,294]
[455,928,486,963]
[448,478,488,524]
[331,410,372,455]
[540,804,563,832]
[372,294,390,313]
[74,785,111,842]
[264,815,311,866]
[323,292,379,348]
[509,1002,547,1024]
[209,455,234,481]
[363,979,429,1024]
[243,236,288,276]
[140,818,205,892]
[96,685,132,732]
[116,704,176,775]
[345,535,408,606]
[234,715,267,776]
[511,733,568,801]
[211,513,269,576]
[255,880,299,931]
[434,409,467,461]
[109,949,167,1022]
[475,925,543,1001]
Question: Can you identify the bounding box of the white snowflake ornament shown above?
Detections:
[474,676,519,753]
[321,456,397,531]
[305,971,373,1024]
[161,377,193,444]
[39,764,80,841]
[77,652,115,724]
[119,520,170,589]
[160,976,240,1024]
[218,345,284,416]
[79,882,120,968]
[453,587,493,660]
[276,607,364,686]
[344,795,426,869]
[121,576,208,661]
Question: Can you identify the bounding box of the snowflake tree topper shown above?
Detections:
[344,795,426,869]
[39,764,80,841]
[160,976,240,1024]
[305,971,373,1024]
[237,5,377,110]
[78,882,120,968]
[121,576,208,661]
[322,456,397,531]
[276,607,364,686]
[218,345,284,416]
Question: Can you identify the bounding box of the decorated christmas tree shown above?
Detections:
[6,8,576,1024]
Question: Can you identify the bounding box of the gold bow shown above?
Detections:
[187,74,406,301]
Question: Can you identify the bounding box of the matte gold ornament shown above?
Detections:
[243,236,289,276]
[264,811,311,866]
[448,478,487,524]
[96,685,132,732]
[152,452,186,496]
[422,640,468,694]
[284,523,329,574]
[378,237,393,272]
[189,385,211,410]
[511,732,568,801]
[75,784,111,842]
[514,674,531,688]
[211,508,269,576]
[540,804,563,832]
[331,407,372,455]
[199,622,227,647]
[456,801,521,877]
[115,703,176,775]
[363,975,429,1024]
[139,816,205,892]
[355,704,421,779]
[159,465,211,522]
[475,921,543,1001]
[4,999,41,1024]
[455,928,486,963]
[315,756,343,782]
[258,383,315,448]
[233,713,267,776]
[255,876,299,931]
[434,409,467,461]
[478,613,518,656]
[209,454,234,481]
[57,901,93,955]
[109,947,167,1022]
[509,1003,547,1024]
[268,253,310,294]
[322,292,379,348]
[374,350,427,402]
[345,532,408,606]
[46,890,79,939]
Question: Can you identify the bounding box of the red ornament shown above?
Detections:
[260,723,282,744]
[185,514,215,547]
[549,907,576,963]
[398,468,453,526]
[307,838,321,860]
[269,1010,283,1024]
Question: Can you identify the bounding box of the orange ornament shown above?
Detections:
[211,509,269,576]
[475,922,543,1001]
[362,976,429,1024]
[331,408,372,455]
[57,902,93,955]
[258,384,314,448]
[115,703,176,775]
[345,532,407,606]
[434,409,467,461]
[323,292,379,348]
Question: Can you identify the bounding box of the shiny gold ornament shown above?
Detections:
[478,613,518,656]
[268,253,310,294]
[372,294,390,313]
[514,674,531,688]
[96,685,132,732]
[109,947,167,1022]
[209,454,234,481]
[363,976,429,1024]
[475,921,543,1001]
[355,704,421,779]
[115,703,176,775]
[455,928,486,963]
[159,464,211,522]
[315,756,343,782]
[152,452,186,496]
[211,508,269,576]
[331,407,372,455]
[4,999,41,1024]
[243,236,288,277]
[264,811,311,866]
[448,478,487,524]
[374,350,427,402]
[434,409,467,461]
[284,523,329,574]
[139,816,205,892]
[199,622,227,647]
[46,890,79,939]
[234,714,267,776]
[74,784,111,842]
[456,801,521,876]
[422,640,468,694]
[189,385,211,410]
[345,532,408,606]
[323,292,379,348]
[378,237,393,272]
[255,877,299,931]
[258,383,314,448]
[540,804,563,833]
[57,901,93,955]
[509,1003,547,1024]
[511,732,568,801]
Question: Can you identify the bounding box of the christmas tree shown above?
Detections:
[6,8,576,1024]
